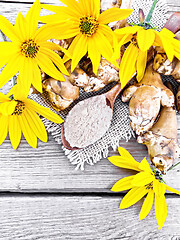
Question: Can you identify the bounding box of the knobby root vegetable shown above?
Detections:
[70,57,120,92]
[122,62,175,135]
[42,77,79,111]
[137,107,179,174]
[83,58,120,92]
[153,12,180,81]
[176,86,180,112]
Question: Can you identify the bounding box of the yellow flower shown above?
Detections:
[154,28,180,61]
[113,26,180,88]
[40,0,133,74]
[0,88,63,149]
[0,0,69,97]
[108,147,180,230]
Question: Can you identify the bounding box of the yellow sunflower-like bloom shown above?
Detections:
[0,0,70,97]
[0,89,63,149]
[113,26,180,88]
[40,0,133,74]
[108,147,180,230]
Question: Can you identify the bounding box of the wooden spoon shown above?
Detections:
[61,82,122,150]
[164,12,180,34]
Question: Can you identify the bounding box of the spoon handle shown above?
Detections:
[164,12,180,34]
[105,82,122,109]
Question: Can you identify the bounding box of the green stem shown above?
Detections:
[145,0,158,23]
[168,162,180,171]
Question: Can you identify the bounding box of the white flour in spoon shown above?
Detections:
[64,94,113,148]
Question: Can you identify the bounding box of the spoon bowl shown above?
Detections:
[61,82,122,150]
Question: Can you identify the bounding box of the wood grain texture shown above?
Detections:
[167,0,180,13]
[0,1,179,239]
[0,134,179,193]
[0,196,179,240]
[0,0,180,193]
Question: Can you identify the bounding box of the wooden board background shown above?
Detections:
[0,0,180,239]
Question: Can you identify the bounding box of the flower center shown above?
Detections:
[79,16,99,37]
[21,39,39,58]
[12,101,25,115]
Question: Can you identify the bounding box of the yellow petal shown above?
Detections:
[138,157,152,172]
[71,34,88,72]
[18,112,37,148]
[120,186,148,209]
[155,192,167,230]
[153,179,166,197]
[160,28,175,38]
[119,42,138,88]
[165,185,180,195]
[40,14,68,24]
[40,41,71,58]
[136,50,147,82]
[139,190,154,220]
[118,147,139,165]
[108,147,140,171]
[115,26,140,37]
[0,42,18,57]
[0,115,8,145]
[158,32,174,62]
[78,0,91,16]
[18,58,34,97]
[0,101,17,116]
[98,24,117,47]
[31,62,42,93]
[35,22,79,41]
[24,108,48,143]
[9,114,21,149]
[13,78,28,100]
[153,31,163,46]
[132,172,155,187]
[0,54,11,69]
[87,36,101,74]
[95,30,114,63]
[0,92,10,102]
[137,28,155,51]
[92,0,100,18]
[60,0,82,16]
[25,98,64,124]
[98,8,133,24]
[40,47,69,76]
[36,51,65,81]
[112,34,132,61]
[0,15,20,42]
[0,53,21,89]
[6,85,18,98]
[25,0,41,37]
[14,12,28,41]
[111,176,134,192]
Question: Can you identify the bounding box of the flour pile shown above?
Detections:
[64,95,113,148]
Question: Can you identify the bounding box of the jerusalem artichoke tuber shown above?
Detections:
[42,77,79,111]
[122,62,175,135]
[137,107,179,174]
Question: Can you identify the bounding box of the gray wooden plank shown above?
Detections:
[0,134,179,192]
[0,1,63,26]
[0,195,179,240]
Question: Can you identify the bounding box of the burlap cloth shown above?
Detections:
[31,0,175,170]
